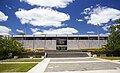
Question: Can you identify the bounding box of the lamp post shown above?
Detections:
[33,34,35,50]
[24,24,27,49]
[97,24,100,48]
[44,34,46,50]
[87,31,95,49]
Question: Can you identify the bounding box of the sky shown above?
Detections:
[0,0,120,35]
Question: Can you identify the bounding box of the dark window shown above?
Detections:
[99,37,108,40]
[45,37,56,40]
[89,37,98,40]
[79,37,88,40]
[35,37,45,40]
[26,37,33,40]
[68,37,78,40]
[15,37,23,40]
[56,38,67,45]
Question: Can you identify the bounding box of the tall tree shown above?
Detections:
[0,36,24,59]
[104,19,120,55]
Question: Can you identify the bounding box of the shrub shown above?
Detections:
[0,36,24,59]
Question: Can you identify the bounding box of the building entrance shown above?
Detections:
[56,46,67,50]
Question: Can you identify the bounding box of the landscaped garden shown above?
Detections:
[99,57,120,60]
[0,35,46,72]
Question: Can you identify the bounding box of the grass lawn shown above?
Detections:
[0,63,37,72]
[0,58,43,62]
[100,57,120,60]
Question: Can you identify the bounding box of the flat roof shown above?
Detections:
[12,34,108,37]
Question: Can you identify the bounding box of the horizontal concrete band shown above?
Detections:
[44,70,120,73]
[49,61,104,63]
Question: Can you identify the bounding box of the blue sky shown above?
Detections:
[0,0,120,35]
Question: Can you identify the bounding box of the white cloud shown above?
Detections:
[112,24,120,26]
[100,33,110,36]
[102,24,110,31]
[0,25,11,35]
[82,5,120,26]
[20,0,74,8]
[30,28,40,33]
[16,29,24,33]
[84,16,90,20]
[15,7,70,27]
[33,27,78,34]
[84,8,91,11]
[87,31,95,34]
[5,5,12,10]
[0,11,8,21]
[76,19,83,22]
[102,24,120,31]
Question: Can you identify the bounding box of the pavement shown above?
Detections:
[27,57,120,73]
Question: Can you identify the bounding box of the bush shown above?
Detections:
[0,36,24,59]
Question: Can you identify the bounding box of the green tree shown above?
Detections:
[0,36,24,59]
[104,19,120,55]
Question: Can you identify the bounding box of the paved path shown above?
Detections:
[27,57,120,73]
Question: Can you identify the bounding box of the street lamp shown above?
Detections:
[97,24,100,48]
[87,31,94,49]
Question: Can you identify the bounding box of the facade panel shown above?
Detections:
[34,40,45,49]
[23,40,33,49]
[67,40,79,50]
[79,40,107,49]
[46,40,56,50]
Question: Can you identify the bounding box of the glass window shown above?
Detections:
[56,38,67,45]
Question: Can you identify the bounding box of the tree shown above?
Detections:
[104,19,120,56]
[0,36,24,59]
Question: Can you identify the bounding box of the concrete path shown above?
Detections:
[27,57,120,73]
[27,58,50,73]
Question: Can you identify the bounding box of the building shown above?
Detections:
[13,34,108,51]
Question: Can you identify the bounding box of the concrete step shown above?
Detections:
[45,50,89,58]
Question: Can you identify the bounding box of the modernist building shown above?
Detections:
[13,34,108,51]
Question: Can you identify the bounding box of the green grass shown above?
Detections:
[0,58,43,62]
[100,57,120,60]
[0,63,37,72]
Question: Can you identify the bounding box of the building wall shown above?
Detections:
[18,39,107,50]
[67,40,107,50]
[79,40,107,49]
[67,40,79,50]
[34,40,45,49]
[46,40,56,50]
[23,40,33,49]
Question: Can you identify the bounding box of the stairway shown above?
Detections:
[45,50,89,58]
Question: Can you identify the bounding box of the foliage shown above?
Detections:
[116,19,120,23]
[24,49,33,53]
[0,36,24,59]
[100,57,120,60]
[24,49,45,53]
[104,19,120,54]
[82,48,106,54]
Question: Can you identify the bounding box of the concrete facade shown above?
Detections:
[14,35,108,50]
[46,40,56,50]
